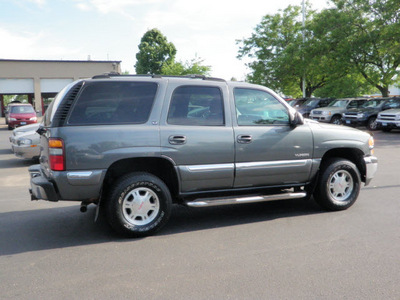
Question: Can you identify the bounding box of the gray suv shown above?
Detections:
[29,74,378,237]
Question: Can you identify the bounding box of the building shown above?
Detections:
[0,59,121,116]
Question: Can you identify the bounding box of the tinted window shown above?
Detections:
[234,88,289,125]
[68,82,157,125]
[167,86,224,126]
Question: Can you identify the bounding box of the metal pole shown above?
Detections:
[302,0,306,98]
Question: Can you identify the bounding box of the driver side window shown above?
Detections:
[234,88,289,126]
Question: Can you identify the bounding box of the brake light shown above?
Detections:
[49,138,65,171]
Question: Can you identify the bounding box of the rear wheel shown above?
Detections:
[106,172,172,237]
[314,158,361,211]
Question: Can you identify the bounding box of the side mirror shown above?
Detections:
[289,110,304,128]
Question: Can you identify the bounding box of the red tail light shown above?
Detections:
[49,138,65,171]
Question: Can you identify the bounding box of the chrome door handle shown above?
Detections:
[237,135,252,144]
[169,135,187,145]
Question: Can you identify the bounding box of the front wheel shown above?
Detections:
[314,158,361,211]
[330,115,342,125]
[106,172,172,237]
[366,116,377,131]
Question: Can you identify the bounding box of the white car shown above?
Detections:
[9,123,41,160]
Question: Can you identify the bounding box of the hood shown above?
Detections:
[312,106,344,113]
[345,107,378,114]
[13,123,41,135]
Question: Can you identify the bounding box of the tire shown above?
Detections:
[366,116,377,131]
[330,115,342,125]
[313,158,361,211]
[106,172,172,237]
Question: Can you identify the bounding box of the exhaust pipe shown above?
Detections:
[80,202,88,213]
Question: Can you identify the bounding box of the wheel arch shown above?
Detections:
[320,148,366,183]
[102,157,180,203]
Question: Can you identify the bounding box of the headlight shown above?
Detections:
[30,117,37,121]
[357,113,365,118]
[18,138,33,146]
[322,111,331,115]
[396,115,400,120]
[10,117,17,121]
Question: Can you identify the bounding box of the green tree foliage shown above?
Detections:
[135,29,177,75]
[237,0,400,97]
[161,57,211,76]
[319,0,400,97]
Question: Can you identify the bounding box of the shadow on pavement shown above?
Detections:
[0,198,324,256]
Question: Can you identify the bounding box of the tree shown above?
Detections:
[237,5,348,97]
[318,0,400,97]
[161,57,211,76]
[135,29,177,75]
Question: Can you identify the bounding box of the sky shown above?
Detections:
[0,0,332,81]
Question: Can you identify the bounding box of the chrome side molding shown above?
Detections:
[185,192,306,207]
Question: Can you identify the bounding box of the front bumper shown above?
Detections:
[364,156,378,186]
[343,118,367,127]
[12,144,40,159]
[377,120,400,129]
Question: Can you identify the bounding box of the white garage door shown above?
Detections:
[0,79,34,93]
[40,78,74,93]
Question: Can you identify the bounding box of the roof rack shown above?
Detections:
[92,73,225,82]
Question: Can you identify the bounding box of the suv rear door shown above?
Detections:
[160,82,234,193]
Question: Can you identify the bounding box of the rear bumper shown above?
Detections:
[29,165,59,201]
[364,156,378,186]
[28,164,105,202]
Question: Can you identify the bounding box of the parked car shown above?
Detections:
[9,123,41,160]
[296,98,335,118]
[342,97,400,130]
[288,98,307,108]
[29,74,377,237]
[310,98,368,125]
[376,108,400,132]
[6,103,37,130]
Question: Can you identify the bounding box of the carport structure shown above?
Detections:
[0,59,121,116]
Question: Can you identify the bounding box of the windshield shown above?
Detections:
[10,105,35,113]
[361,99,384,108]
[303,99,319,107]
[328,99,349,107]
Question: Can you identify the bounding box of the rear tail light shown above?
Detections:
[49,138,65,171]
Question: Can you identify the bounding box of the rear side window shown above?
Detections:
[167,86,224,126]
[68,81,157,125]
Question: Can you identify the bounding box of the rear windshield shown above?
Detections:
[68,81,157,125]
[10,105,35,113]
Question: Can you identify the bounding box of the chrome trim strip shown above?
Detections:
[186,163,234,172]
[236,159,309,169]
[186,192,307,207]
[67,171,93,179]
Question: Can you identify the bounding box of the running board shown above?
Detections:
[185,192,307,208]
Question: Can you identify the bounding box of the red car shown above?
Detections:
[6,103,37,130]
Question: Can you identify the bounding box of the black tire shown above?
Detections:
[106,172,172,237]
[313,158,361,211]
[330,115,342,125]
[366,116,377,131]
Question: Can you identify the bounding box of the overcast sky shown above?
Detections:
[1,0,332,80]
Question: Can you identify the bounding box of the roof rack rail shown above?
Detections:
[92,73,225,82]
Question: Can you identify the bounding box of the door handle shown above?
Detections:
[169,135,187,145]
[237,135,252,144]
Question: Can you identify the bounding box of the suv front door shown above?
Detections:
[232,87,314,188]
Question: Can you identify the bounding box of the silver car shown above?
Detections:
[310,98,367,124]
[10,123,40,160]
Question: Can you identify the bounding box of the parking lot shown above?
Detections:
[1,119,400,299]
